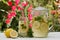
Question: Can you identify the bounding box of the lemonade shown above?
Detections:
[31,7,49,37]
[18,17,28,37]
[32,16,49,37]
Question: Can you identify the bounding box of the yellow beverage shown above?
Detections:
[32,16,49,38]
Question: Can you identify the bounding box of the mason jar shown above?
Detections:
[31,7,49,37]
[18,17,28,37]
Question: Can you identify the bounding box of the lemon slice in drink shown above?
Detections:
[32,21,40,32]
[33,21,40,29]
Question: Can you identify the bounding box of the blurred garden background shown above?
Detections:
[0,0,60,32]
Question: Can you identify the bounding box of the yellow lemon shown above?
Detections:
[4,28,13,38]
[4,28,18,38]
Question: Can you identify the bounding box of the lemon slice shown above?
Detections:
[10,30,18,38]
[40,22,48,33]
[32,21,40,32]
[33,21,40,29]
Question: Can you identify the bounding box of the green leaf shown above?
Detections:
[0,1,11,11]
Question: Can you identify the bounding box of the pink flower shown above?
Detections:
[8,1,12,6]
[12,6,16,11]
[21,1,28,7]
[28,5,33,12]
[29,23,32,28]
[5,19,10,24]
[15,0,20,5]
[17,6,23,11]
[11,11,16,17]
[7,13,12,19]
[28,13,32,21]
[51,10,56,15]
[7,11,16,19]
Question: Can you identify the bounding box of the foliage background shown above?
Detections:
[0,0,59,32]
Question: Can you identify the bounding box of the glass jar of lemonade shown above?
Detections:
[31,7,49,37]
[18,17,28,37]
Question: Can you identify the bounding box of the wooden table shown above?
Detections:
[0,32,60,40]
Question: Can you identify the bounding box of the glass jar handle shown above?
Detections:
[49,25,53,31]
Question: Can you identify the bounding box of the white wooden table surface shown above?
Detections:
[0,32,60,40]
